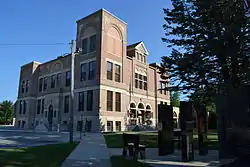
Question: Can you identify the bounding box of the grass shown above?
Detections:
[110,156,152,167]
[0,142,79,167]
[104,131,218,150]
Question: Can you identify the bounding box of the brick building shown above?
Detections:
[15,9,174,132]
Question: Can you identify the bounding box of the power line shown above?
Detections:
[0,43,69,46]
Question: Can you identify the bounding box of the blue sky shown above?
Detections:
[0,0,172,102]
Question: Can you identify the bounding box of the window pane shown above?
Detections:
[107,61,113,80]
[144,82,147,90]
[57,73,61,87]
[78,92,84,111]
[90,35,96,52]
[87,91,93,110]
[139,74,142,80]
[107,91,113,111]
[41,99,44,114]
[66,71,71,87]
[115,64,120,82]
[135,73,138,78]
[81,63,87,81]
[89,61,96,80]
[82,38,88,54]
[115,121,121,131]
[21,80,25,93]
[115,92,121,112]
[23,101,26,114]
[135,79,138,88]
[26,80,29,92]
[39,78,43,92]
[139,81,143,89]
[143,76,147,81]
[19,101,22,114]
[51,75,55,88]
[43,77,48,91]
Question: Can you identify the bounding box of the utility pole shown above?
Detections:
[69,40,75,143]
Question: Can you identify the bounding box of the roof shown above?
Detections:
[127,41,142,49]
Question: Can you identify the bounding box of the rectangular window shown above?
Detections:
[87,91,93,111]
[115,92,121,112]
[57,73,61,87]
[43,77,48,91]
[19,101,22,114]
[23,101,26,114]
[89,61,96,80]
[106,91,113,111]
[37,99,41,114]
[21,80,25,93]
[51,75,56,88]
[115,64,121,82]
[107,61,113,80]
[41,99,44,114]
[107,121,113,132]
[39,78,43,92]
[81,38,88,54]
[135,73,138,88]
[89,34,97,52]
[64,96,70,113]
[26,80,29,92]
[80,63,87,81]
[164,83,167,95]
[78,92,84,111]
[143,76,147,90]
[115,121,121,131]
[66,71,71,87]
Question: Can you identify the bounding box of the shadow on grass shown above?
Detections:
[0,142,78,167]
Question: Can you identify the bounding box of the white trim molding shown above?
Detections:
[17,97,37,100]
[105,58,122,66]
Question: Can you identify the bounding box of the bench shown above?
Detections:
[122,133,146,160]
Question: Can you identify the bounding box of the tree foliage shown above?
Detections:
[0,100,14,124]
[161,0,250,97]
[171,91,180,107]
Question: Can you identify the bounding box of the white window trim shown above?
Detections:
[105,58,122,66]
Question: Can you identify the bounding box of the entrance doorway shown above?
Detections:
[48,105,53,131]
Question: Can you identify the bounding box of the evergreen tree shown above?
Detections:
[170,91,180,107]
[161,0,250,96]
[0,100,14,124]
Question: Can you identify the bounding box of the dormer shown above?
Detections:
[127,41,149,63]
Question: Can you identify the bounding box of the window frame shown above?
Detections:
[87,90,93,111]
[81,38,88,54]
[51,75,56,88]
[64,95,70,113]
[89,34,97,52]
[78,92,84,111]
[80,63,87,81]
[66,71,71,87]
[115,92,121,112]
[115,64,121,82]
[89,61,96,80]
[107,61,113,80]
[107,91,113,111]
[39,78,43,92]
[26,80,29,92]
[43,77,48,91]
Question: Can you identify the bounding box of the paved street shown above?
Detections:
[0,126,81,148]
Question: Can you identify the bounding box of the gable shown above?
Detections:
[135,42,149,55]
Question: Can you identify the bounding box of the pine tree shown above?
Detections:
[161,0,250,96]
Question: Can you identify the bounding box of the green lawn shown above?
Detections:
[104,131,218,150]
[0,142,79,167]
[111,156,151,167]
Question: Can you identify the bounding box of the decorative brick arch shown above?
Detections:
[106,24,123,40]
[78,23,97,39]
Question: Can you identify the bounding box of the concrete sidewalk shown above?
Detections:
[61,133,111,167]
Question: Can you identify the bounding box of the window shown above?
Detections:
[19,101,22,114]
[107,61,113,80]
[26,80,29,92]
[78,92,84,111]
[43,77,48,91]
[57,73,61,87]
[135,73,138,88]
[143,76,147,90]
[39,78,43,92]
[23,101,26,114]
[115,121,121,131]
[107,121,113,132]
[107,91,113,111]
[80,63,87,81]
[115,64,121,82]
[87,91,93,111]
[89,61,96,80]
[21,80,25,93]
[135,73,147,90]
[51,75,56,88]
[115,92,121,112]
[54,110,56,117]
[160,82,167,95]
[41,99,44,114]
[66,71,71,87]
[64,96,70,113]
[140,54,144,62]
[37,99,41,114]
[81,38,88,54]
[89,34,97,52]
